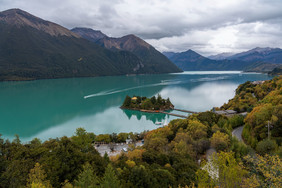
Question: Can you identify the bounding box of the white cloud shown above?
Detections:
[1,0,282,55]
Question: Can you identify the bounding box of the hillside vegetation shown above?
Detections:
[221,76,282,148]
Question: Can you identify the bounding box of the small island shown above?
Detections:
[121,94,174,112]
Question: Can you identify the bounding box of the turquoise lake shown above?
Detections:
[0,71,273,142]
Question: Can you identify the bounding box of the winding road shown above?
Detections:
[204,125,245,179]
[232,126,244,141]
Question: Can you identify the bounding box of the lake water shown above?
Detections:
[0,71,272,142]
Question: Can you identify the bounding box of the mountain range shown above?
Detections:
[0,9,180,81]
[164,47,282,72]
[72,28,180,74]
[208,52,235,60]
[227,47,282,63]
[163,50,253,71]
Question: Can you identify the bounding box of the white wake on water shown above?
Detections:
[83,80,182,99]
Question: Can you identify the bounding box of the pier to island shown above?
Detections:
[160,111,188,118]
[160,108,198,119]
[173,108,198,114]
[121,95,198,119]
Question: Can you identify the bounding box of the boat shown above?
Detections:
[155,121,163,125]
[163,119,168,126]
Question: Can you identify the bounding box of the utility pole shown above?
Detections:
[268,120,270,140]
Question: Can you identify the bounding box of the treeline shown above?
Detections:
[121,94,174,111]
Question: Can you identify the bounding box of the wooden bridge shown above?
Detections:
[173,108,198,114]
[160,112,187,118]
[159,108,198,119]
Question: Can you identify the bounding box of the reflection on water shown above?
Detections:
[160,82,238,111]
[0,71,272,142]
[122,109,167,124]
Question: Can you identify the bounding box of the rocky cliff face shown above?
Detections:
[71,27,106,42]
[0,9,79,37]
[98,34,151,51]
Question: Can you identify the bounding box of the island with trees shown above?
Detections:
[121,94,174,112]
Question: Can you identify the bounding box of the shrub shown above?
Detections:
[229,115,244,129]
[256,139,278,155]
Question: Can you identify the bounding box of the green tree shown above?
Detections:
[186,120,208,140]
[122,95,131,107]
[117,133,129,143]
[100,164,121,188]
[228,115,244,129]
[157,94,162,105]
[140,98,153,110]
[256,139,278,155]
[74,162,100,188]
[150,96,156,104]
[72,128,95,152]
[95,134,111,143]
[210,131,230,151]
[128,165,156,188]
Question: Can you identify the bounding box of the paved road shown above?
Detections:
[232,126,244,141]
[206,148,216,161]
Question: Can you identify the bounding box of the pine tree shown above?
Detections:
[74,162,100,188]
[100,164,121,188]
[122,95,132,107]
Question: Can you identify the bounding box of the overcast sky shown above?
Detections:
[1,0,282,56]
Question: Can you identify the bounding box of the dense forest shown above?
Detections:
[0,76,281,187]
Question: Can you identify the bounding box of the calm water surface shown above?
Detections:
[0,71,272,141]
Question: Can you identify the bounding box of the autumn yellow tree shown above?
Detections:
[243,154,282,187]
[27,163,52,188]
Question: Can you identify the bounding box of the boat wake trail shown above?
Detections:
[190,76,229,82]
[83,80,182,99]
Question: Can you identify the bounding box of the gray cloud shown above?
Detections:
[1,0,282,55]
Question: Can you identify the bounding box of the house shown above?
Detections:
[132,97,137,100]
[214,109,237,116]
[251,81,265,85]
[225,110,237,114]
[126,138,133,144]
[214,110,228,115]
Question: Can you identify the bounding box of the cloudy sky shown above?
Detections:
[1,0,282,56]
